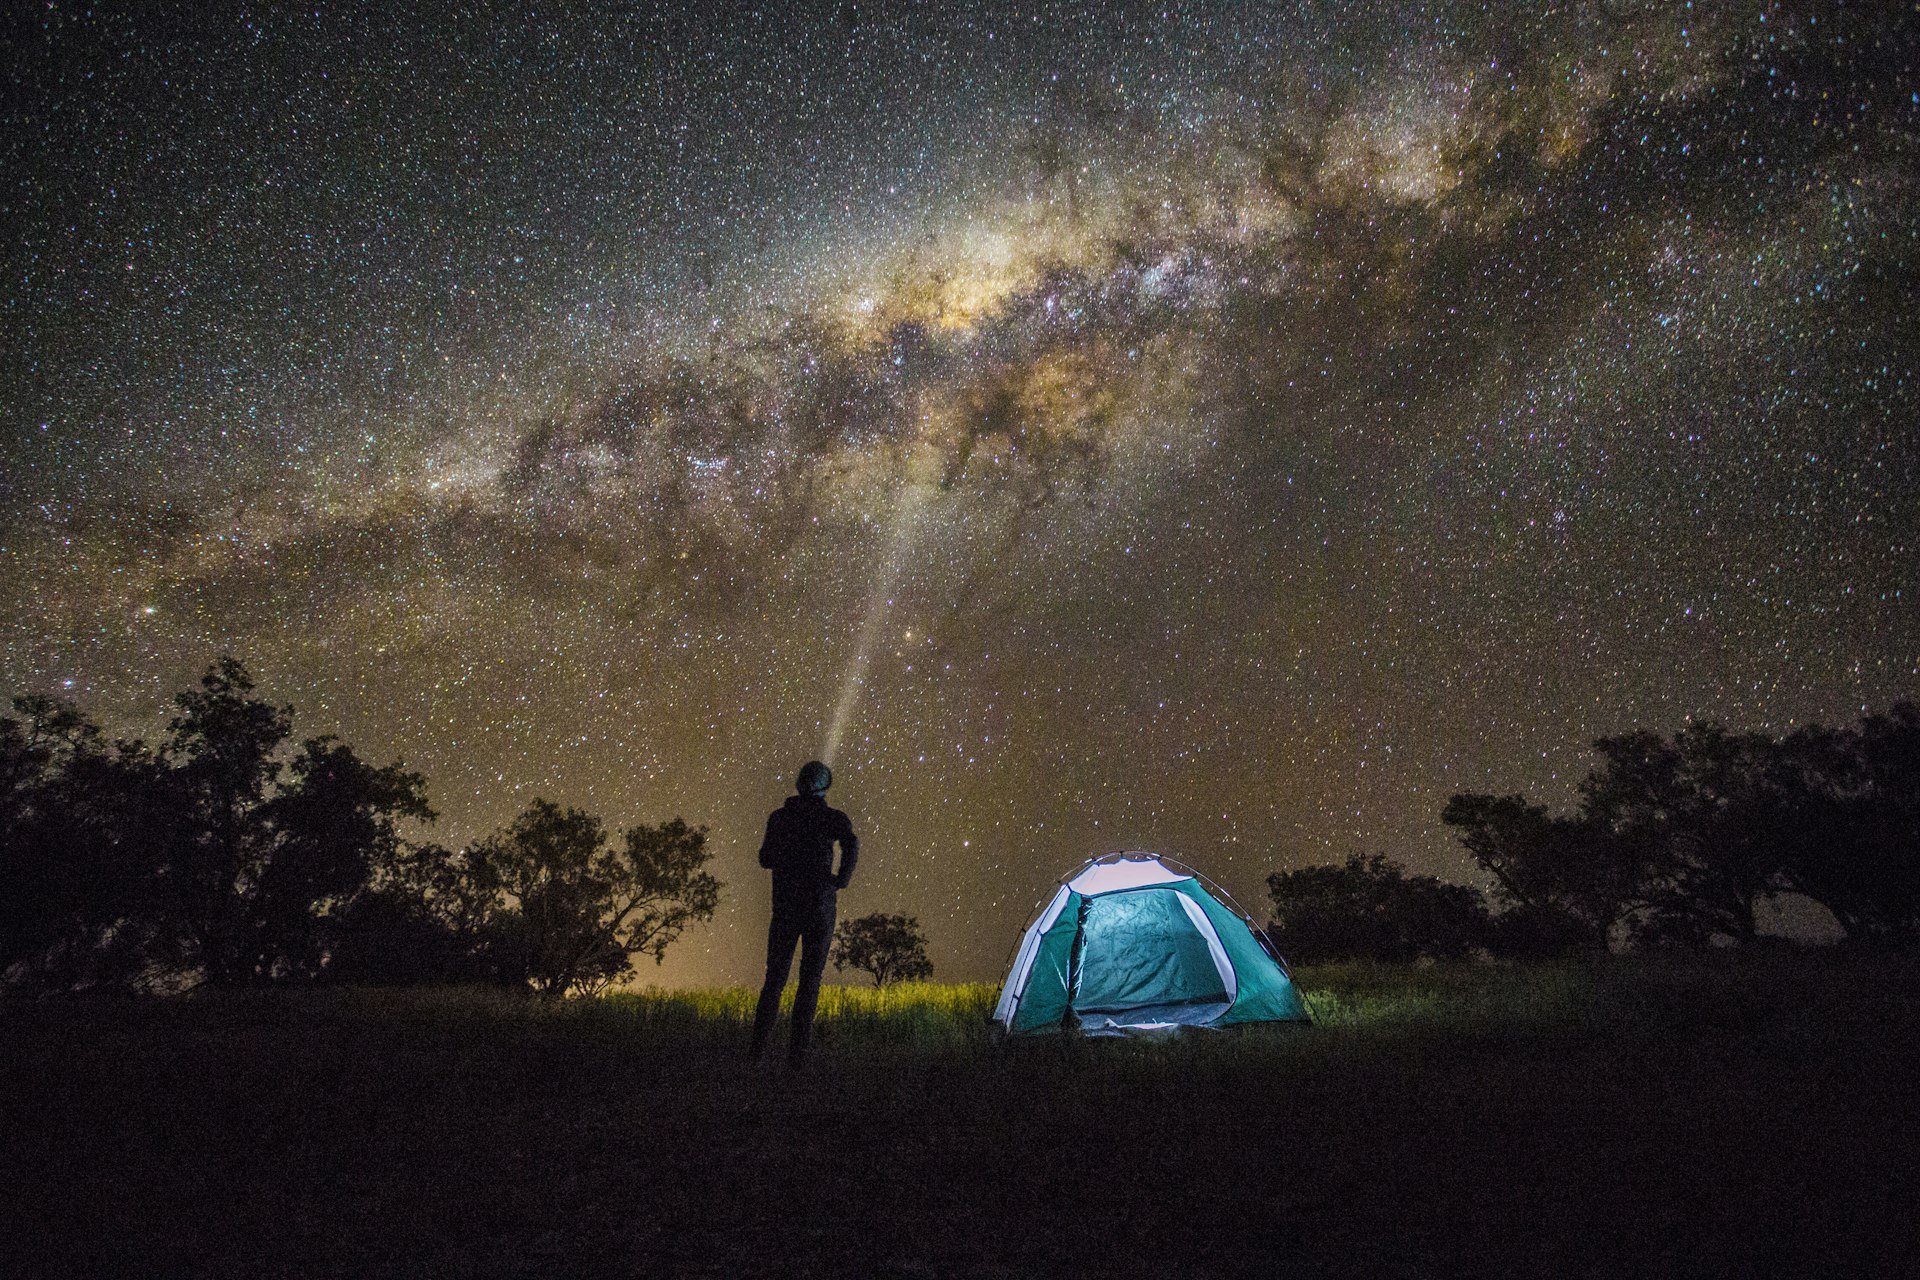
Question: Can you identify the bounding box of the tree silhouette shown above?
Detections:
[1445,702,1920,952]
[1,659,444,991]
[250,736,434,979]
[466,800,721,997]
[323,840,517,986]
[150,658,434,985]
[157,657,295,984]
[1266,854,1490,964]
[0,695,163,988]
[1440,794,1633,953]
[3,659,738,993]
[1776,704,1920,946]
[1580,725,1791,946]
[2,696,95,978]
[1837,702,1920,945]
[831,913,933,987]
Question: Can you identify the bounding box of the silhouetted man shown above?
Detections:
[750,760,858,1066]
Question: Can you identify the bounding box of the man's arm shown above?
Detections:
[833,821,859,890]
[758,812,781,870]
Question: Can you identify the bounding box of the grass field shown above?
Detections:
[3,956,1915,1278]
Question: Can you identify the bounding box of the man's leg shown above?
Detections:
[787,892,837,1065]
[750,912,803,1061]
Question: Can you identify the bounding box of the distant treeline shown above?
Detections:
[9,661,1917,992]
[1270,707,1920,963]
[1,659,720,996]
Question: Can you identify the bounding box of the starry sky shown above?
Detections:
[4,1,1917,983]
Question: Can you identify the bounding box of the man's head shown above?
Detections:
[796,760,832,796]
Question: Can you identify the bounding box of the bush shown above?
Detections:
[1267,854,1491,964]
[831,913,934,986]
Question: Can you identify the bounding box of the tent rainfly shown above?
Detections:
[992,851,1310,1035]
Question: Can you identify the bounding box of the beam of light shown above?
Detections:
[821,475,935,767]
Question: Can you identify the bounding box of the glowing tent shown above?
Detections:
[992,852,1310,1035]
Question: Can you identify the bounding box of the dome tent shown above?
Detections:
[992,852,1310,1035]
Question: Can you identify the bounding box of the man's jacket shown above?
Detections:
[759,794,857,902]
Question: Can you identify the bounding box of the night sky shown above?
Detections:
[4,1,1916,984]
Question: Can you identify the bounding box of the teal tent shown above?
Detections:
[992,851,1310,1035]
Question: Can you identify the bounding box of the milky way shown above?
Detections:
[4,1,1917,981]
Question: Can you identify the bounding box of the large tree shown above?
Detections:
[1580,725,1790,946]
[1440,794,1635,953]
[157,657,296,984]
[155,659,433,985]
[0,696,164,988]
[249,736,434,979]
[467,800,721,997]
[1777,705,1920,946]
[320,839,518,986]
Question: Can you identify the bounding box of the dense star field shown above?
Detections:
[3,1,1916,983]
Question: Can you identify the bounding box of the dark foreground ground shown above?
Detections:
[3,957,1915,1279]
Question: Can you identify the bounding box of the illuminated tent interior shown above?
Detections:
[992,852,1310,1035]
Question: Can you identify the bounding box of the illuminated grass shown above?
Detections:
[176,957,1872,1056]
[1293,962,1600,1031]
[598,967,1599,1044]
[599,980,1002,1051]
